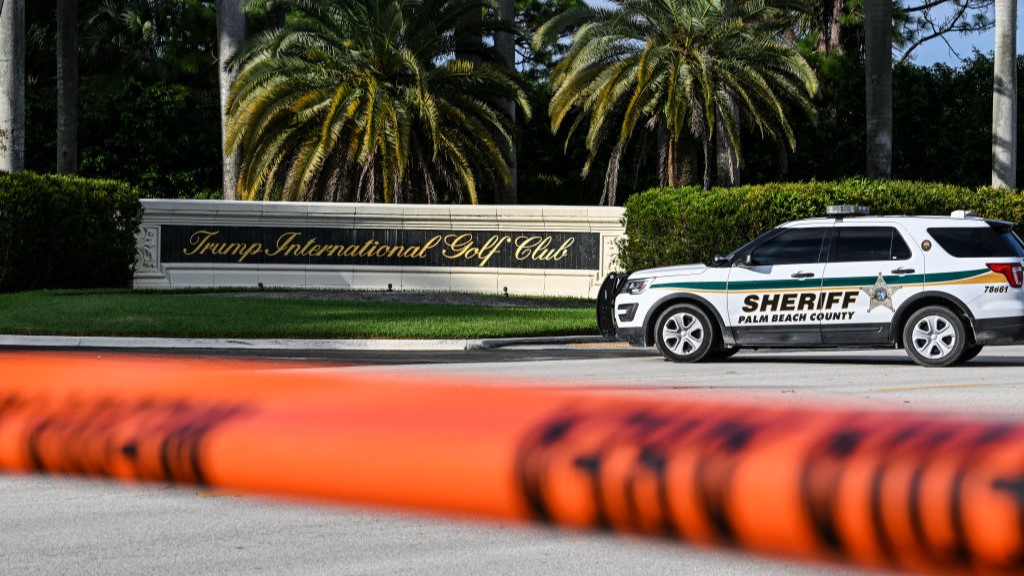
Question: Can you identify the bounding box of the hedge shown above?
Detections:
[616,179,1024,272]
[0,172,143,292]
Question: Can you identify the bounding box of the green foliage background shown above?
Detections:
[16,1,1024,205]
[0,172,143,292]
[617,180,1024,272]
[26,78,222,199]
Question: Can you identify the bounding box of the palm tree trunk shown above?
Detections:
[0,0,23,173]
[992,0,1017,189]
[864,0,888,179]
[864,0,892,179]
[702,137,713,191]
[217,0,245,200]
[495,0,517,204]
[57,0,78,174]
[455,7,482,64]
[715,104,740,187]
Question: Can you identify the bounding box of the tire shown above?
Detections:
[655,304,716,363]
[955,345,984,364]
[902,306,967,367]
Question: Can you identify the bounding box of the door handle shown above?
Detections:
[791,272,815,278]
[891,267,915,274]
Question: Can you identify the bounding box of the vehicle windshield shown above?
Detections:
[708,228,782,266]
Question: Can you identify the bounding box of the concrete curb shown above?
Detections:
[0,334,610,352]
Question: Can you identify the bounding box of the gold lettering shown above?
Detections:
[264,232,302,257]
[416,235,442,258]
[443,233,474,260]
[298,238,319,257]
[358,240,377,257]
[182,230,262,263]
[514,236,574,262]
[477,236,510,267]
[315,244,343,257]
[183,230,220,256]
[551,238,575,261]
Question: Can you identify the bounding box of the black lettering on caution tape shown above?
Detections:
[514,403,1024,572]
[0,393,250,485]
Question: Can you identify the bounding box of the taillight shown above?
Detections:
[987,262,1024,287]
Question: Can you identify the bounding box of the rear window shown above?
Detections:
[928,225,1024,258]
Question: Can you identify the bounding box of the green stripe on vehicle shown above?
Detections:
[651,269,990,293]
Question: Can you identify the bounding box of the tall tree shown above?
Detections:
[227,0,528,203]
[537,0,817,200]
[991,0,1016,189]
[57,0,78,174]
[0,0,23,172]
[864,0,892,179]
[217,0,245,199]
[495,0,517,202]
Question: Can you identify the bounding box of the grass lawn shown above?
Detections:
[0,290,597,339]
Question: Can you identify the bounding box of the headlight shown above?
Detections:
[622,278,651,295]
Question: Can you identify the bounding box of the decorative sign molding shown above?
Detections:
[135,200,626,298]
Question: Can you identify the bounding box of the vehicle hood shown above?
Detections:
[628,263,708,280]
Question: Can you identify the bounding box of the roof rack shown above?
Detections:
[950,210,979,219]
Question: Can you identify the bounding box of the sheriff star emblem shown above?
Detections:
[860,273,901,312]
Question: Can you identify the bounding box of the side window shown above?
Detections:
[929,226,1024,257]
[750,228,827,265]
[830,227,912,262]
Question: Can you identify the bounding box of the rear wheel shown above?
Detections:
[902,306,966,367]
[655,304,715,363]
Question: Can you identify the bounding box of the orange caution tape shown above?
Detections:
[2,351,1024,574]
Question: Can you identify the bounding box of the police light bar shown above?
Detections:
[826,205,869,217]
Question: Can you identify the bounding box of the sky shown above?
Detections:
[909,4,1024,66]
[583,0,1022,68]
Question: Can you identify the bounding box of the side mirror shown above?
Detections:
[712,254,729,266]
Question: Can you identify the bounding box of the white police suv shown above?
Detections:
[597,206,1024,366]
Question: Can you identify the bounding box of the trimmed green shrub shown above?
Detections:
[0,172,143,292]
[617,179,1024,272]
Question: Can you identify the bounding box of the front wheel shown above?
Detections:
[902,306,967,367]
[655,304,716,363]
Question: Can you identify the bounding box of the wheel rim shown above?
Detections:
[662,312,705,356]
[911,315,957,360]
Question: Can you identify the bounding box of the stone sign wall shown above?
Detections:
[134,200,626,298]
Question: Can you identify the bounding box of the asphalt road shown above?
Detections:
[5,343,1024,576]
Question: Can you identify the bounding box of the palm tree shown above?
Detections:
[495,0,517,203]
[227,0,528,203]
[57,0,78,174]
[217,0,245,199]
[0,0,23,173]
[991,0,1016,189]
[864,0,891,179]
[537,0,817,201]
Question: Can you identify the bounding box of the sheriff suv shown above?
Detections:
[597,206,1024,367]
